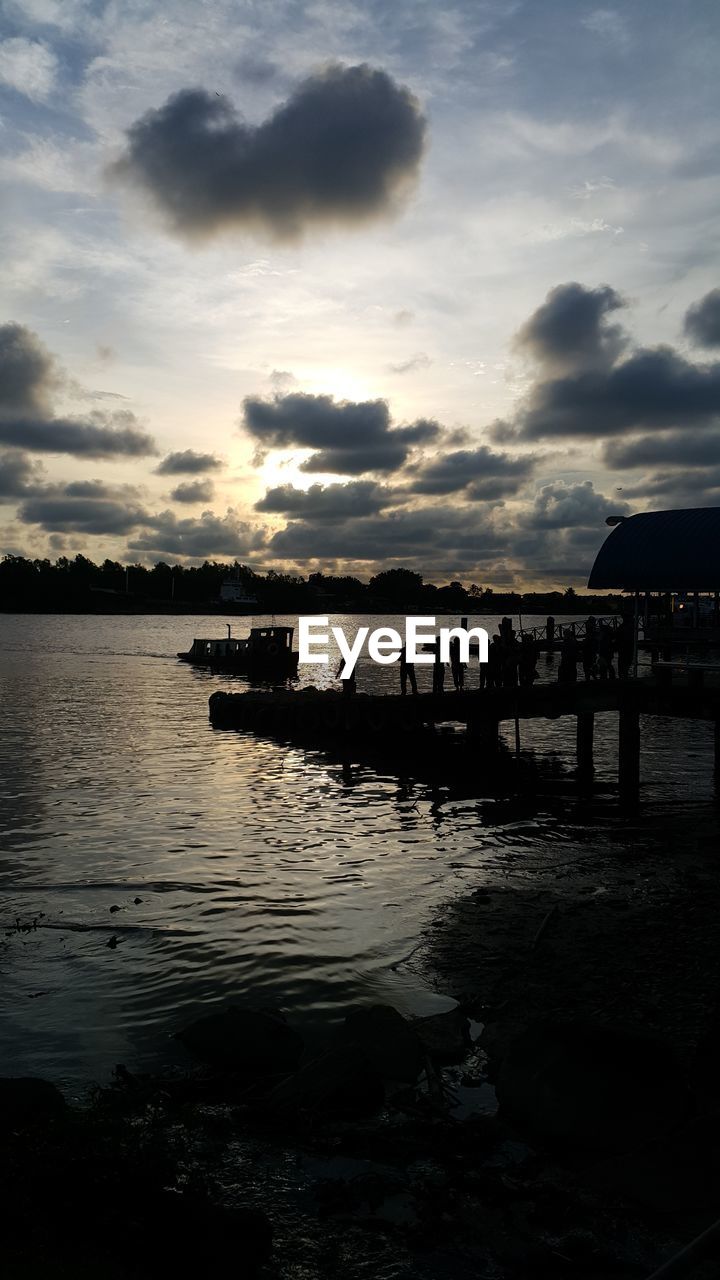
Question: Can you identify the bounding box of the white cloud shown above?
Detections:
[0,136,98,193]
[0,38,58,102]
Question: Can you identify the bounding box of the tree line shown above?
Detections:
[0,554,623,615]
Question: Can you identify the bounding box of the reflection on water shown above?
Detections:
[0,613,717,1089]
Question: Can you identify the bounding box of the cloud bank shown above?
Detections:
[18,480,150,535]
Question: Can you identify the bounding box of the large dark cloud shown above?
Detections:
[127,510,258,559]
[170,478,215,503]
[243,392,440,474]
[408,445,534,498]
[0,450,45,498]
[518,346,720,440]
[684,288,720,348]
[256,480,392,520]
[19,480,150,535]
[0,323,157,458]
[508,284,720,449]
[111,64,426,241]
[603,431,720,469]
[155,450,223,475]
[515,282,628,375]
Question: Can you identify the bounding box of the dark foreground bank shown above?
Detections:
[5,816,720,1280]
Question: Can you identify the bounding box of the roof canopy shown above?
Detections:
[587,507,720,592]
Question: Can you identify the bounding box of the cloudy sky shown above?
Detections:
[1,0,719,588]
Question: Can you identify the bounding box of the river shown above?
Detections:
[0,612,716,1091]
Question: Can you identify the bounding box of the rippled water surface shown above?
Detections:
[1,612,717,1089]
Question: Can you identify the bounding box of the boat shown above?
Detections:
[218,575,259,613]
[178,624,299,677]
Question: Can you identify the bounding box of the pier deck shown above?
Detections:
[209,676,720,732]
[209,676,720,802]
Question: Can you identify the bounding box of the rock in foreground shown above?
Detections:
[176,1006,303,1074]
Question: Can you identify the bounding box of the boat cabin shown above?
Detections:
[188,636,250,660]
[248,626,294,656]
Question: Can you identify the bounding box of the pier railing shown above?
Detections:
[421,615,624,651]
[519,614,622,645]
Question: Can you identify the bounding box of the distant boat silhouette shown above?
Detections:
[219,572,259,612]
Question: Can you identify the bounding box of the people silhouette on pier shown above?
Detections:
[597,624,616,681]
[500,621,520,688]
[486,634,503,688]
[336,657,356,696]
[557,628,579,683]
[400,645,418,696]
[449,635,465,691]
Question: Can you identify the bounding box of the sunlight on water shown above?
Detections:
[0,613,717,1088]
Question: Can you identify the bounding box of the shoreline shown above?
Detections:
[5,811,720,1277]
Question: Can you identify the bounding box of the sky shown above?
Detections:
[1,0,719,589]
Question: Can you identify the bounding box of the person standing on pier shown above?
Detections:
[432,640,445,694]
[501,627,520,688]
[557,628,579,683]
[449,635,465,691]
[400,645,418,696]
[336,657,356,696]
[486,634,502,688]
[597,624,616,680]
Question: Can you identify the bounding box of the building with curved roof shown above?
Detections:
[587,508,720,593]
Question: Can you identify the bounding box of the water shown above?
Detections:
[0,612,717,1091]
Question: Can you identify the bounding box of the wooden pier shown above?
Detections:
[209,673,720,803]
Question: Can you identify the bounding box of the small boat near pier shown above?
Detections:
[178,624,299,679]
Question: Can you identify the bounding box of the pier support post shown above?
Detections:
[715,719,720,777]
[576,712,594,776]
[618,703,640,804]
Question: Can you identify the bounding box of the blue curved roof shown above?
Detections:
[587,507,720,591]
